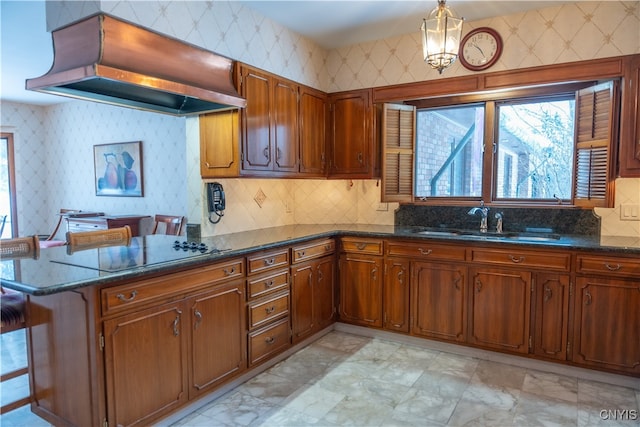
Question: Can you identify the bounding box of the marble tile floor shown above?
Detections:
[2,330,639,427]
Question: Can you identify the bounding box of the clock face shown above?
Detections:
[460,27,503,71]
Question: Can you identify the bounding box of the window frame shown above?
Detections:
[391,80,618,208]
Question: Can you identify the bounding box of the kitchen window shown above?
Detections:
[382,80,618,208]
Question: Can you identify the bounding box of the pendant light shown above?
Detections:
[421,0,464,74]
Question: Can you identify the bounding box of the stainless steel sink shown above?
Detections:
[414,230,461,237]
[412,228,561,242]
[506,233,561,242]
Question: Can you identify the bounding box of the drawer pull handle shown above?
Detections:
[116,290,138,302]
[585,290,592,305]
[263,147,269,159]
[544,286,552,302]
[418,248,432,256]
[194,309,203,329]
[604,263,621,271]
[265,306,275,314]
[356,243,367,250]
[265,336,275,345]
[318,270,324,282]
[509,255,525,263]
[265,280,275,288]
[172,310,182,337]
[298,250,306,258]
[223,267,236,276]
[264,258,275,266]
[325,244,332,251]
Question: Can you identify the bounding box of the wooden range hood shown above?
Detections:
[26,14,246,116]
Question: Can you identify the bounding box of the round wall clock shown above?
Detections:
[459,27,503,71]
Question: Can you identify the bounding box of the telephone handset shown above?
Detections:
[207,182,225,224]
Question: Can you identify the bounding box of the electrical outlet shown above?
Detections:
[620,204,640,221]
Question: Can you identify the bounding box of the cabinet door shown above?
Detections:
[338,254,383,327]
[189,280,246,399]
[291,262,314,343]
[383,258,410,333]
[573,277,640,374]
[314,255,336,330]
[273,78,299,172]
[300,86,328,175]
[241,67,273,171]
[533,273,569,361]
[199,110,240,178]
[468,267,531,354]
[412,262,466,342]
[329,90,372,177]
[104,301,188,427]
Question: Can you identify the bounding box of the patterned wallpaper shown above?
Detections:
[2,1,639,238]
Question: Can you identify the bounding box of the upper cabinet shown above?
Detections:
[328,89,380,178]
[199,110,240,178]
[299,86,329,175]
[238,65,298,175]
[619,54,640,177]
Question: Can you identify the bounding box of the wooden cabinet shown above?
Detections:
[619,54,640,176]
[299,86,328,175]
[104,300,189,427]
[329,89,378,178]
[237,64,328,177]
[245,246,292,366]
[189,282,246,399]
[338,237,384,327]
[383,258,410,333]
[572,254,640,375]
[199,110,240,178]
[468,267,532,354]
[532,273,570,361]
[291,239,336,343]
[411,261,466,342]
[238,65,298,174]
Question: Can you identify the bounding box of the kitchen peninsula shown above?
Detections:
[2,225,639,427]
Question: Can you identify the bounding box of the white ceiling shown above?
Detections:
[1,0,571,106]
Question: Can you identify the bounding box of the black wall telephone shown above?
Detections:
[207,182,225,224]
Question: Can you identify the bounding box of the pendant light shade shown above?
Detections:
[421,0,464,74]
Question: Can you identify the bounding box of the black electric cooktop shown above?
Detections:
[51,236,225,273]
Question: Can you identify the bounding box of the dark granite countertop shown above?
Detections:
[2,224,638,296]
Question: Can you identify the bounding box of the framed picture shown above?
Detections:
[94,141,144,197]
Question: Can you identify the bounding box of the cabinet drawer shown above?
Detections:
[292,238,335,263]
[101,258,244,316]
[386,241,465,261]
[247,248,289,276]
[340,237,383,255]
[248,318,290,366]
[470,248,569,271]
[247,269,290,300]
[248,291,289,330]
[576,255,640,277]
[67,219,107,231]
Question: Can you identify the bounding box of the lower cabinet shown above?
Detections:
[383,258,410,333]
[339,253,383,327]
[291,239,336,343]
[572,276,640,375]
[104,301,189,427]
[468,267,532,354]
[532,273,570,360]
[189,281,247,399]
[411,261,466,342]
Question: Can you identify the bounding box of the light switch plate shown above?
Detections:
[620,204,640,221]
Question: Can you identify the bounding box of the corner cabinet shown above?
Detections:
[619,54,640,176]
[338,237,384,327]
[329,89,379,178]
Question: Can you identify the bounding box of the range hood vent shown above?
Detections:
[26,14,246,116]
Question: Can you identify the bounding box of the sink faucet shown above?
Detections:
[468,202,489,233]
[495,212,503,234]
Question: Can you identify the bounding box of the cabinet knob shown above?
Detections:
[356,243,366,250]
[604,263,621,271]
[223,267,236,276]
[544,286,553,302]
[264,257,275,266]
[265,280,275,288]
[418,248,432,256]
[265,306,276,314]
[509,255,525,263]
[265,336,275,345]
